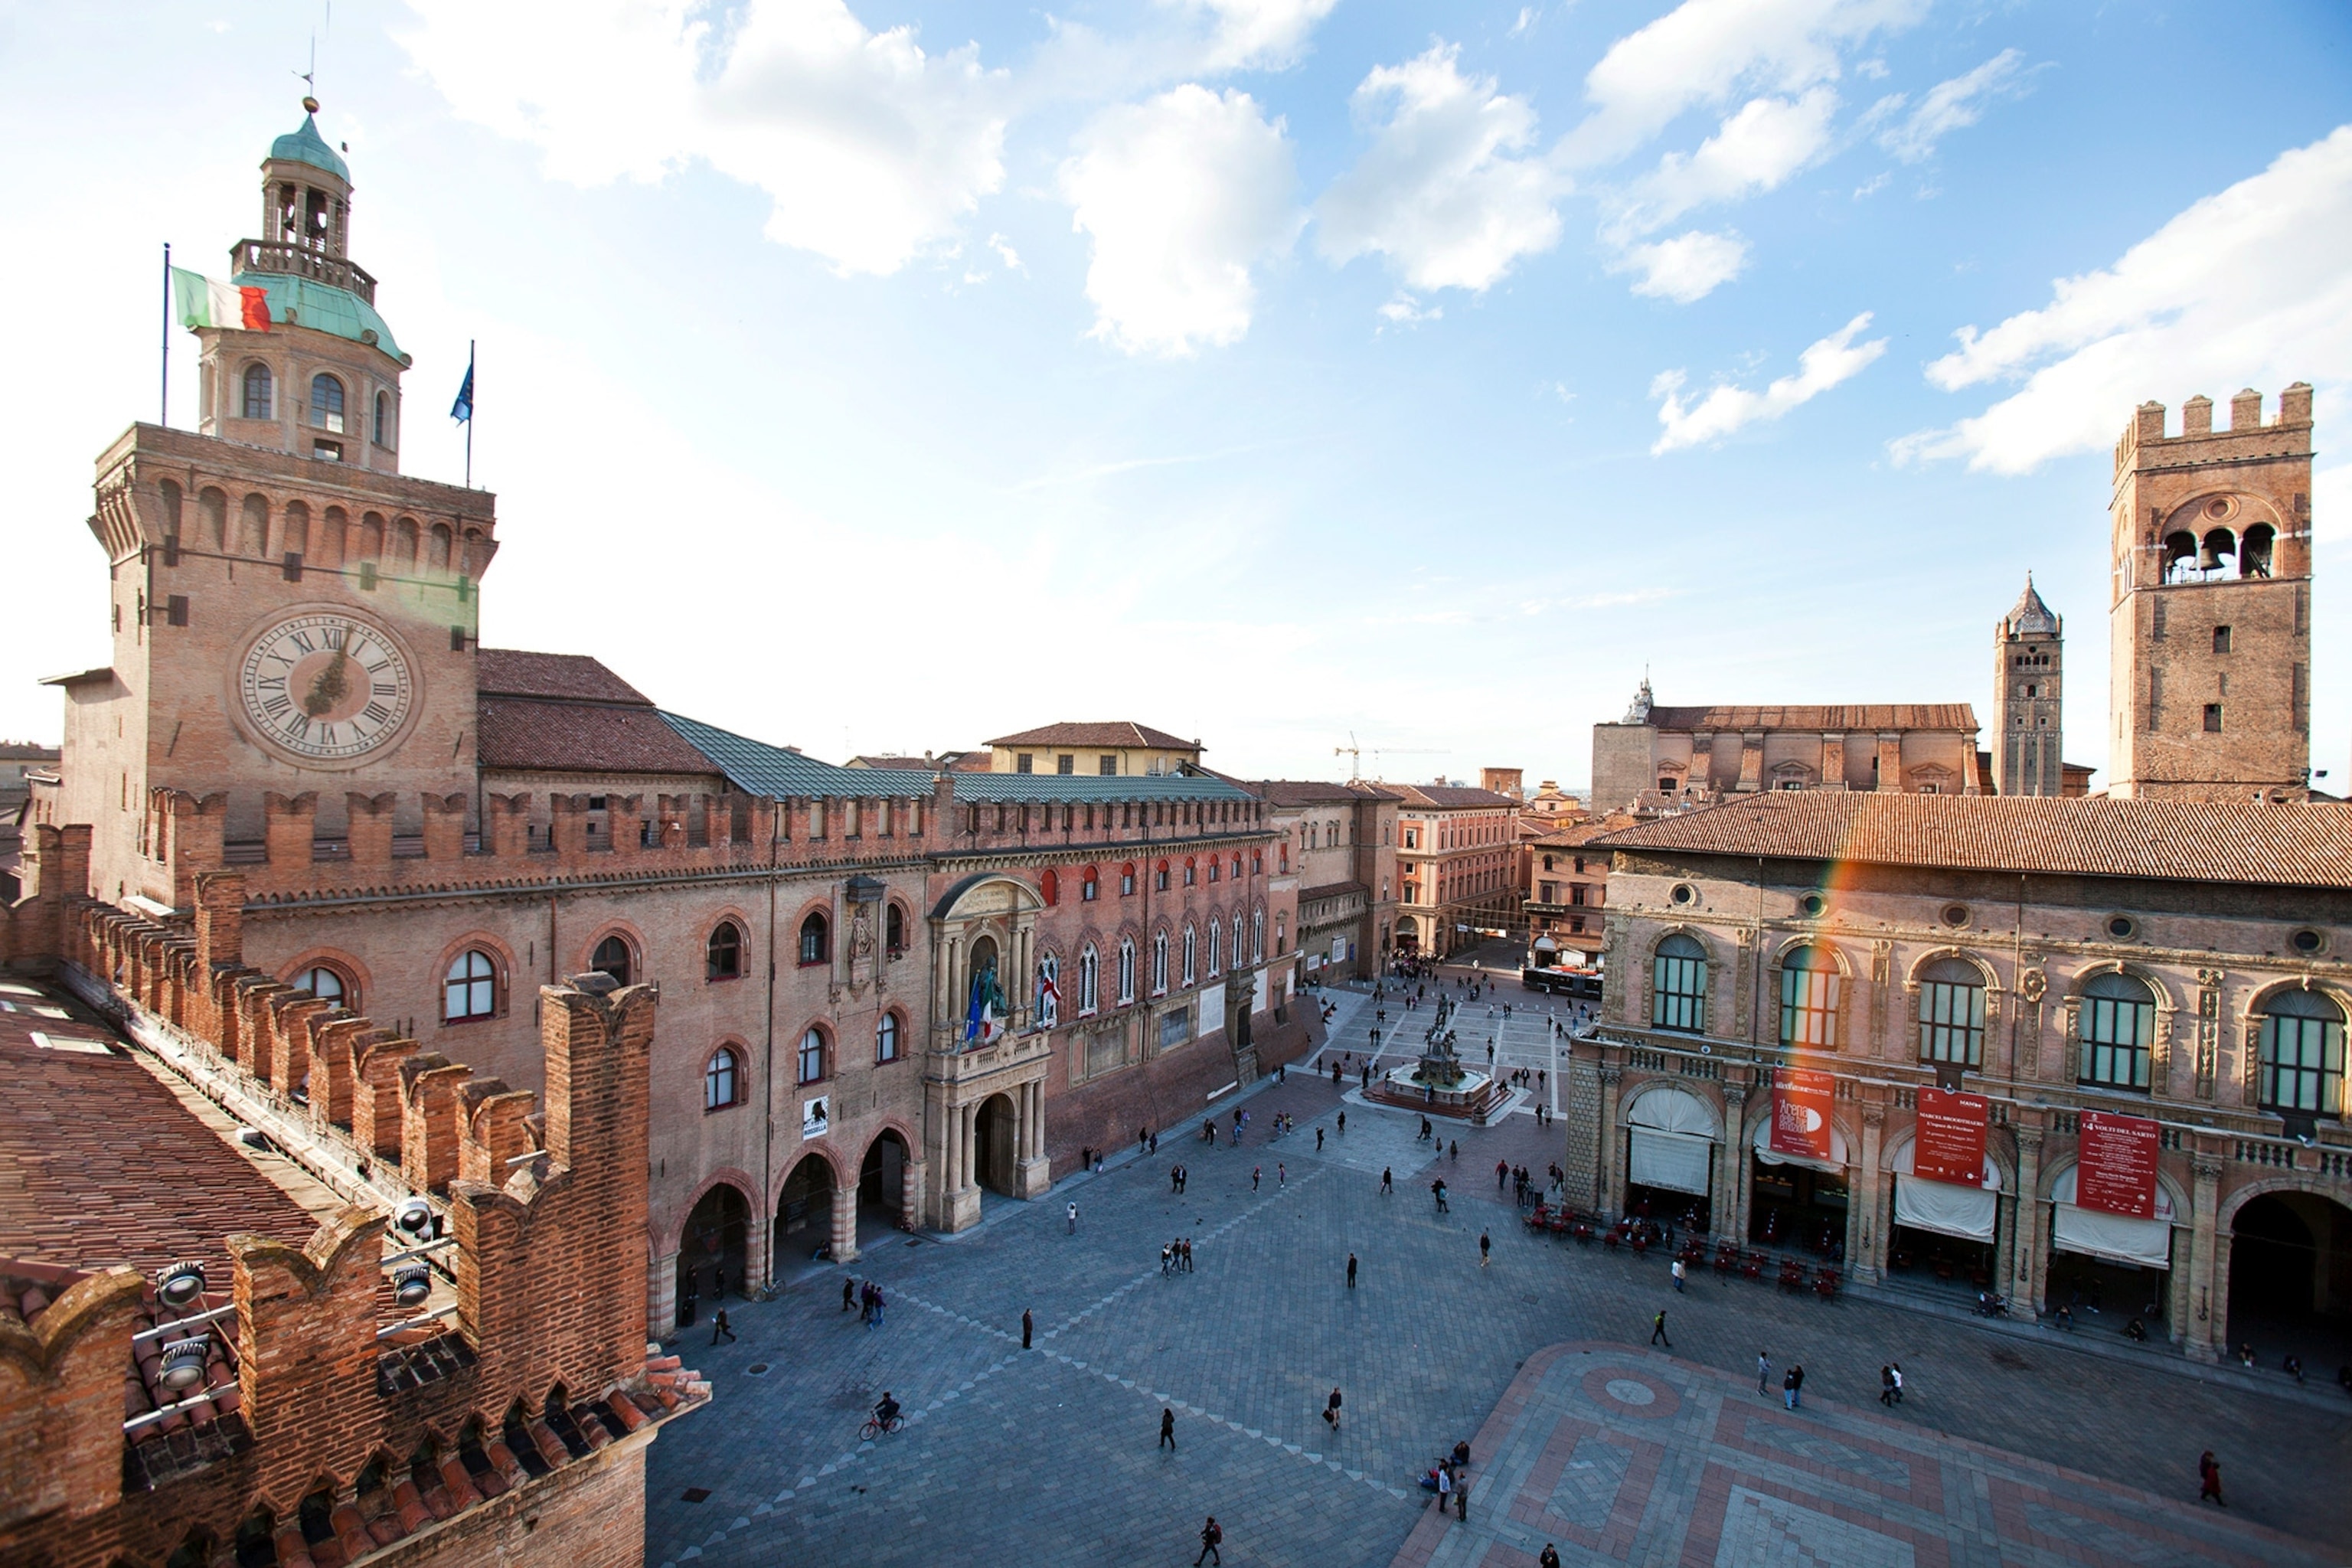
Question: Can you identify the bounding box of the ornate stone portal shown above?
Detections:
[923,874,1053,1230]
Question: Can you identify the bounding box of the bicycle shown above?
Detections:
[858,1413,905,1441]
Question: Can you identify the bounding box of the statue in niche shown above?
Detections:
[849,910,876,960]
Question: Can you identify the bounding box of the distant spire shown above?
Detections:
[1622,673,1654,724]
[2006,574,2058,636]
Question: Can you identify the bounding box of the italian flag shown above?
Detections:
[172,266,271,332]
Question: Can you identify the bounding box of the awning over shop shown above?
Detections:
[2050,1166,2177,1269]
[1628,1086,1715,1197]
[1751,1108,1848,1174]
[1890,1139,2001,1243]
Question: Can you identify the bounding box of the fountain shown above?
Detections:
[1365,1027,1510,1123]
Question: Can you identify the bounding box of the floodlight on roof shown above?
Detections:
[157,1260,207,1308]
[392,1263,433,1308]
[158,1336,211,1392]
[393,1197,433,1237]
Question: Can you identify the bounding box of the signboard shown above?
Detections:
[801,1094,831,1142]
[2076,1111,2161,1218]
[1913,1087,1989,1187]
[1331,935,1348,962]
[1769,1068,1835,1163]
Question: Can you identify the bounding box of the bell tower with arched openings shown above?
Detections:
[2108,385,2314,800]
[1992,576,2063,796]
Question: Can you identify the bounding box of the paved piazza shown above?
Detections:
[647,990,2349,1566]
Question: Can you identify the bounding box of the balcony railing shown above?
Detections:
[230,239,377,305]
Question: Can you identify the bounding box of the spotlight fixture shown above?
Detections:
[157,1260,207,1308]
[158,1337,211,1392]
[392,1263,433,1308]
[393,1197,434,1237]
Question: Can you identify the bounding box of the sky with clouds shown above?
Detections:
[3,1,2350,792]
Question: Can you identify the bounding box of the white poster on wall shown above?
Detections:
[1198,982,1224,1037]
[801,1094,831,1141]
[1331,935,1347,962]
[1253,970,1269,1014]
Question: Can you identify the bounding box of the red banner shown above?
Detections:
[1913,1087,1988,1187]
[2077,1111,2161,1218]
[1769,1069,1835,1163]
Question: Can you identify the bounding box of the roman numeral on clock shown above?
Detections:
[373,681,398,697]
[363,701,392,725]
[288,631,315,654]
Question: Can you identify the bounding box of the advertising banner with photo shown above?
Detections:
[801,1094,831,1142]
[2076,1110,2161,1217]
[1913,1087,1990,1187]
[1769,1068,1835,1164]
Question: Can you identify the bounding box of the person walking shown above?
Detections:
[1022,1308,1034,1349]
[1316,1126,1325,1152]
[1786,1365,1805,1410]
[1324,1387,1343,1429]
[1381,1167,1393,1195]
[1253,1165,1262,1192]
[867,1285,886,1330]
[1757,1351,1771,1395]
[1337,1109,1347,1135]
[1890,1362,1903,1403]
[1671,1258,1686,1293]
[1162,1242,1174,1276]
[1880,1366,1896,1406]
[1347,1252,1358,1289]
[1479,1230,1492,1268]
[1651,1309,1671,1348]
[710,1308,735,1345]
[1194,1515,1223,1565]
[1183,1238,1194,1272]
[2198,1450,2226,1507]
[1160,1408,1177,1451]
[1278,1163,1286,1188]
[1450,1139,1459,1161]
[842,1277,857,1314]
[1539,1547,1563,1568]
[1067,1200,1078,1234]
[1496,1158,1510,1190]
[1455,1469,1469,1522]
[1432,1179,1449,1214]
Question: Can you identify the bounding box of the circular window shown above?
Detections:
[1669,884,1696,906]
[2106,914,2138,940]
[2290,928,2324,956]
[1798,893,1825,917]
[1942,903,1970,929]
[2205,495,2235,519]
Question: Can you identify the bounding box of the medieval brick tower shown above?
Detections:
[54,106,496,906]
[1992,577,2063,795]
[2108,385,2313,800]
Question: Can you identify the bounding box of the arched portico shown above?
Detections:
[925,874,1054,1231]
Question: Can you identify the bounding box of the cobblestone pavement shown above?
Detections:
[1390,1343,2329,1568]
[645,1063,2351,1566]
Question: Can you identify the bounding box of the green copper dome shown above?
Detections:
[269,113,349,182]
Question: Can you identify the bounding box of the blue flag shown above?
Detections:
[449,358,474,423]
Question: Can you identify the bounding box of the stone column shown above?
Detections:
[649,1249,679,1339]
[942,1096,963,1200]
[1717,1084,1749,1237]
[901,1149,923,1226]
[1857,1103,1886,1283]
[831,1180,860,1265]
[1596,1063,1623,1216]
[962,1103,980,1192]
[2185,1153,2226,1361]
[2010,1124,2044,1310]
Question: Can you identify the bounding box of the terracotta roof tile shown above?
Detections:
[1645,703,1978,731]
[479,699,725,776]
[1591,792,2352,888]
[475,648,652,705]
[1387,784,1520,809]
[985,720,1197,750]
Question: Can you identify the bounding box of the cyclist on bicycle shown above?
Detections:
[873,1392,901,1429]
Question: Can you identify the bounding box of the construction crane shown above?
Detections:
[1334,732,1446,782]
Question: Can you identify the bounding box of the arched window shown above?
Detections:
[706,920,743,981]
[1208,918,1223,975]
[1079,945,1100,1015]
[1232,855,1243,881]
[885,903,906,956]
[1081,866,1099,901]
[241,363,272,420]
[591,935,632,986]
[443,949,497,1021]
[295,964,349,1010]
[1041,869,1060,906]
[1252,909,1264,962]
[1117,939,1136,1005]
[2079,972,2156,1090]
[1778,945,1839,1050]
[1156,861,1171,892]
[310,373,345,433]
[373,390,393,447]
[797,1027,827,1085]
[1036,954,1061,1028]
[1208,858,1220,884]
[1182,925,1197,986]
[704,1047,742,1111]
[1651,934,1707,1033]
[876,1012,902,1063]
[1152,932,1169,993]
[2259,988,2345,1116]
[1121,863,1137,897]
[1919,957,1986,1067]
[799,911,829,966]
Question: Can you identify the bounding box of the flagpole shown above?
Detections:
[159,243,171,427]
[465,339,475,488]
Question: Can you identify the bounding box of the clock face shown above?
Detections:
[237,612,416,762]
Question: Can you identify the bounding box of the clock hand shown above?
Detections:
[302,650,351,717]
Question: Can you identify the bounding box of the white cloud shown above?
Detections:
[1060,85,1302,355]
[399,0,1009,277]
[1378,294,1442,325]
[1877,48,2030,163]
[1511,7,1539,39]
[1316,44,1566,292]
[1560,0,1925,168]
[1893,126,2352,474]
[1613,87,1841,234]
[1618,229,1751,302]
[1170,0,1341,70]
[1651,312,1886,452]
[989,234,1026,273]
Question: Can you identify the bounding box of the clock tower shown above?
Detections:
[52,104,497,909]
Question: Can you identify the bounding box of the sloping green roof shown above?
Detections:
[660,711,936,798]
[230,271,405,363]
[270,114,350,181]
